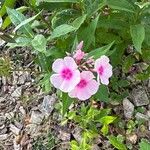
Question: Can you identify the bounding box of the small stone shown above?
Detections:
[39,94,56,117]
[72,127,82,142]
[58,130,71,141]
[135,112,149,121]
[92,144,100,150]
[0,97,5,103]
[25,124,40,136]
[126,133,137,144]
[5,112,14,120]
[123,98,134,119]
[11,87,22,98]
[10,124,20,135]
[30,110,44,124]
[0,134,8,140]
[19,106,26,116]
[132,86,149,106]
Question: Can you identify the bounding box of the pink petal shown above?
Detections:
[86,80,99,95]
[52,58,65,73]
[95,55,110,70]
[100,76,109,85]
[50,74,63,89]
[80,71,95,81]
[103,64,113,78]
[60,70,80,92]
[77,41,83,50]
[76,89,91,100]
[68,88,77,98]
[64,57,78,70]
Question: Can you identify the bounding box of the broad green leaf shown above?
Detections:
[7,8,33,37]
[50,24,76,39]
[88,41,114,59]
[37,53,50,72]
[6,37,32,48]
[122,55,135,73]
[139,139,150,150]
[72,14,87,30]
[105,0,135,13]
[95,85,109,102]
[108,135,127,150]
[62,93,74,116]
[31,34,47,52]
[0,0,16,17]
[14,11,42,32]
[101,124,108,135]
[79,15,100,49]
[2,6,28,29]
[130,24,145,53]
[100,116,116,125]
[37,0,78,3]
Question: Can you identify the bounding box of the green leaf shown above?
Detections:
[31,34,47,52]
[105,0,135,13]
[72,14,87,30]
[130,24,145,53]
[79,15,100,49]
[37,0,78,3]
[101,124,109,135]
[88,41,114,59]
[62,93,74,116]
[7,37,31,48]
[14,11,42,32]
[108,135,127,150]
[95,85,109,102]
[49,24,76,39]
[100,116,116,125]
[139,139,150,150]
[0,0,16,17]
[122,55,135,73]
[7,8,33,37]
[2,6,28,29]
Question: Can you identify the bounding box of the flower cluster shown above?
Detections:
[50,41,112,100]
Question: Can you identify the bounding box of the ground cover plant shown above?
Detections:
[0,0,150,150]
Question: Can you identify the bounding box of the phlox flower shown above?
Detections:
[74,41,85,61]
[94,55,112,85]
[50,57,80,92]
[69,71,99,100]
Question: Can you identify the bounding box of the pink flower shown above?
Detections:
[69,71,99,100]
[50,57,80,92]
[94,55,112,85]
[74,41,85,61]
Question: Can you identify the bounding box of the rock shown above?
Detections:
[92,144,100,150]
[58,130,71,141]
[123,98,134,119]
[135,112,149,121]
[5,112,15,120]
[0,116,5,126]
[132,86,149,106]
[25,124,40,136]
[0,134,8,141]
[10,124,20,135]
[30,110,44,124]
[39,94,56,117]
[18,71,31,85]
[0,97,5,103]
[126,133,137,144]
[19,106,26,116]
[11,87,22,98]
[72,127,82,142]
